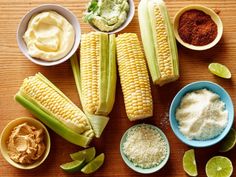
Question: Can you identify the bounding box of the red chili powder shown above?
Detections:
[178,9,218,46]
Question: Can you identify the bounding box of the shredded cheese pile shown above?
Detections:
[123,124,167,168]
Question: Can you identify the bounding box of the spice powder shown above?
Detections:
[178,9,218,46]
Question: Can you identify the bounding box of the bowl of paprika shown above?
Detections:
[173,5,223,50]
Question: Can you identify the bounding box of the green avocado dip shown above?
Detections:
[84,0,130,32]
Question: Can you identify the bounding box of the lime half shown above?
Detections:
[70,147,96,163]
[183,149,198,176]
[206,156,233,177]
[81,153,105,174]
[60,159,85,173]
[219,128,236,152]
[208,63,231,79]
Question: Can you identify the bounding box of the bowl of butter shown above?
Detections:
[83,0,135,34]
[169,81,234,148]
[17,4,81,66]
[0,117,51,169]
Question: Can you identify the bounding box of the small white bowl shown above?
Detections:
[173,5,223,51]
[0,117,51,170]
[17,4,81,66]
[87,0,135,34]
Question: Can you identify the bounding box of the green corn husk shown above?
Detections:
[15,73,94,148]
[138,0,179,86]
[71,32,116,138]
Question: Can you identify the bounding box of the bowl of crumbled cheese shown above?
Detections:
[120,124,170,174]
[169,81,234,148]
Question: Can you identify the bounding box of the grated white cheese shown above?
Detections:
[123,124,167,168]
[175,89,228,140]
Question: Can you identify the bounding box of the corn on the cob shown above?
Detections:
[71,32,116,137]
[138,0,179,86]
[15,73,94,147]
[116,33,153,121]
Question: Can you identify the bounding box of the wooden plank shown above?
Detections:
[0,0,235,176]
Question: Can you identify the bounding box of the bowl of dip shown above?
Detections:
[17,4,81,66]
[173,5,223,50]
[169,81,234,148]
[83,0,135,34]
[0,117,51,169]
[120,124,170,174]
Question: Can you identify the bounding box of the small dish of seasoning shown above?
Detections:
[17,4,81,66]
[169,81,234,148]
[173,5,223,50]
[84,0,135,34]
[0,117,51,169]
[120,124,170,174]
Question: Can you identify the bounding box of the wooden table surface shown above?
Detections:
[0,0,236,176]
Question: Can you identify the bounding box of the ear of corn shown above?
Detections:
[138,0,179,86]
[116,33,153,121]
[71,32,116,137]
[15,73,94,148]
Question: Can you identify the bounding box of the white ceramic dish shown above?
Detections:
[17,4,81,66]
[0,117,51,170]
[173,5,223,51]
[87,0,135,34]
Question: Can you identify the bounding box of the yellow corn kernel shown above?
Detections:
[80,33,100,114]
[153,4,174,82]
[71,32,116,138]
[20,74,94,137]
[116,33,153,121]
[138,0,179,86]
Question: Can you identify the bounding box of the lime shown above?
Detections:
[205,156,233,177]
[208,63,231,79]
[70,147,96,163]
[81,153,105,174]
[219,128,236,152]
[60,159,85,173]
[183,149,198,176]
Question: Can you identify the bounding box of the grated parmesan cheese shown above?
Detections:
[122,124,167,168]
[175,89,228,140]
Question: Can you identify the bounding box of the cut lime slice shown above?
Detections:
[70,147,96,163]
[81,153,105,174]
[206,156,233,177]
[60,159,85,173]
[219,128,236,152]
[183,149,198,176]
[208,63,231,79]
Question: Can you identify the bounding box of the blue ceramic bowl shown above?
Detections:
[169,81,234,148]
[120,124,170,174]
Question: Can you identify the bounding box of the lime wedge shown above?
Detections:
[205,156,233,177]
[208,63,231,79]
[183,149,198,176]
[219,128,236,152]
[60,159,85,173]
[70,147,96,163]
[81,153,105,174]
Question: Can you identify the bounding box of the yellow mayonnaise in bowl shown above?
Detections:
[17,4,81,66]
[0,117,51,170]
